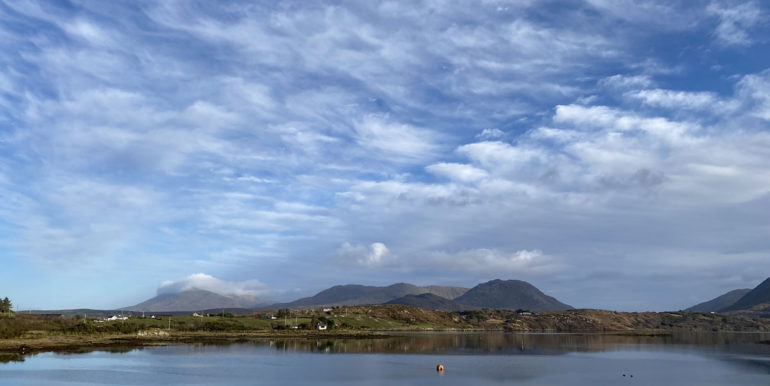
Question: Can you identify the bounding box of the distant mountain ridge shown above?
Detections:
[262,283,470,310]
[686,289,751,312]
[721,278,770,312]
[125,279,572,313]
[125,289,266,312]
[266,279,571,312]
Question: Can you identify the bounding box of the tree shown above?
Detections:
[1,297,10,313]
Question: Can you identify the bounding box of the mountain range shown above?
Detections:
[261,283,470,310]
[720,278,770,312]
[685,289,751,312]
[385,279,573,312]
[120,276,770,314]
[124,279,573,313]
[686,277,770,313]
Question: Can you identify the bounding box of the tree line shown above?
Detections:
[0,297,11,313]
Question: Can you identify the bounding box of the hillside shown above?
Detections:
[455,279,572,312]
[686,289,751,312]
[265,283,469,309]
[722,278,770,312]
[386,293,471,311]
[420,285,468,299]
[125,289,265,312]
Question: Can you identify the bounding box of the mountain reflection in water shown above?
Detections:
[161,331,770,356]
[3,333,770,386]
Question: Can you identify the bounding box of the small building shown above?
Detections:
[192,312,204,317]
[316,321,327,331]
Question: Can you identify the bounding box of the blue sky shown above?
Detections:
[1,0,769,311]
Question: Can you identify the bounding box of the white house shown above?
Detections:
[316,321,327,331]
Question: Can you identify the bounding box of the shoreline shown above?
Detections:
[0,327,748,357]
[0,330,393,356]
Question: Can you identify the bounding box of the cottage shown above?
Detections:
[316,321,327,331]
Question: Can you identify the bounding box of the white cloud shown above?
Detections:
[585,0,697,28]
[599,74,654,90]
[735,69,770,120]
[476,128,506,140]
[158,273,266,296]
[426,162,488,183]
[707,1,762,46]
[425,249,562,275]
[337,242,391,267]
[353,115,441,163]
[628,89,724,111]
[554,104,694,145]
[458,141,549,178]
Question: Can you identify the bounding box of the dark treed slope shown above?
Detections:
[686,289,751,312]
[454,279,572,312]
[264,283,469,309]
[721,278,770,312]
[385,293,472,311]
[125,289,265,312]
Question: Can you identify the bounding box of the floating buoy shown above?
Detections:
[436,364,444,372]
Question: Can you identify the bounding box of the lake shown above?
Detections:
[2,332,770,385]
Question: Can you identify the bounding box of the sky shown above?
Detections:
[1,0,769,311]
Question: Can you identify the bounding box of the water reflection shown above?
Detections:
[3,333,770,386]
[0,353,22,364]
[6,332,770,362]
[151,331,770,357]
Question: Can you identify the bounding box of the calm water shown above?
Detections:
[2,332,770,385]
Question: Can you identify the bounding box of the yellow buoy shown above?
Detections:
[436,364,444,372]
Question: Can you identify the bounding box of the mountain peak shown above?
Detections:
[125,288,266,312]
[455,279,572,311]
[721,277,770,312]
